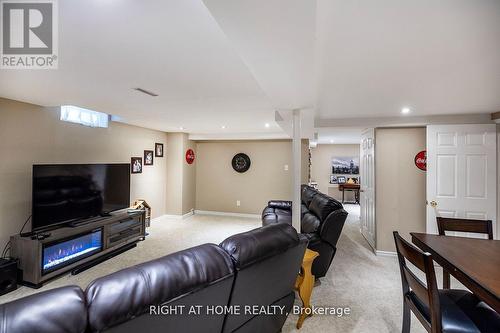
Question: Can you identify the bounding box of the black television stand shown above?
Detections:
[10,210,146,288]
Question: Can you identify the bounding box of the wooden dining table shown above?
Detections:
[411,232,500,313]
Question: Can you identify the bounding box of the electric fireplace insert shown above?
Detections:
[42,228,103,275]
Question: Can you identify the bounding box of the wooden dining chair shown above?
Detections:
[436,217,493,289]
[393,231,441,333]
[393,231,500,333]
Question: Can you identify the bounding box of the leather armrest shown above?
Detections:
[268,200,292,210]
[319,209,348,247]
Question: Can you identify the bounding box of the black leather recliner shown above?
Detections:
[262,185,348,278]
[0,223,307,333]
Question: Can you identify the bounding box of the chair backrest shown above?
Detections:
[393,232,441,333]
[219,223,307,333]
[0,286,87,333]
[436,217,493,239]
[85,244,235,333]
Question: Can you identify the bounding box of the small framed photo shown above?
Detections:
[155,143,164,157]
[131,157,143,174]
[330,175,338,184]
[337,176,346,184]
[144,150,154,166]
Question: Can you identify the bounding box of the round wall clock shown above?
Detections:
[232,153,251,173]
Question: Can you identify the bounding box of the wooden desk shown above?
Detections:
[338,184,360,204]
[411,233,500,312]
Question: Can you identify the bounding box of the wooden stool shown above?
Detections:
[294,249,319,329]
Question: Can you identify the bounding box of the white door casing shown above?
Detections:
[360,128,376,249]
[426,124,497,238]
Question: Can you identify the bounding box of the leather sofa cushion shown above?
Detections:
[301,212,321,233]
[85,244,234,332]
[0,286,87,333]
[267,200,292,210]
[301,203,309,218]
[220,223,300,269]
[309,194,343,221]
[261,207,292,226]
[301,185,318,207]
[410,289,500,333]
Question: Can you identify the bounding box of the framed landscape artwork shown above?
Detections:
[332,156,360,175]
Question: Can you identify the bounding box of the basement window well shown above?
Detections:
[60,105,109,128]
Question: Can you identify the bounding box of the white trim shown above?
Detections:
[375,250,397,257]
[194,210,260,219]
[159,211,194,220]
[161,214,183,219]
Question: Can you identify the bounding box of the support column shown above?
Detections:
[292,109,301,231]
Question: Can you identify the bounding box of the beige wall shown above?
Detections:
[310,144,360,201]
[165,133,196,215]
[182,135,196,214]
[0,98,167,248]
[165,133,183,215]
[375,127,426,252]
[498,124,500,239]
[195,140,300,214]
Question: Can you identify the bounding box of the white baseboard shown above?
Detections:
[375,250,397,257]
[194,210,260,219]
[159,210,194,220]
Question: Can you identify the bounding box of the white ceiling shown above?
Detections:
[316,0,500,119]
[316,128,362,145]
[1,0,499,141]
[0,0,283,136]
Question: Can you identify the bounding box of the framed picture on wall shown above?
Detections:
[131,157,142,174]
[144,150,154,165]
[155,143,164,157]
[332,156,360,174]
[337,176,346,184]
[330,175,338,184]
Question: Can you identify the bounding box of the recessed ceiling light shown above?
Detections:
[221,125,226,129]
[179,126,185,130]
[401,107,411,114]
[265,123,270,128]
[330,139,334,143]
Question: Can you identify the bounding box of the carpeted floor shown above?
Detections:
[0,205,434,332]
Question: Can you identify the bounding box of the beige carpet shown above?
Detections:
[0,206,434,332]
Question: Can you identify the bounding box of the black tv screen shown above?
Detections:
[32,164,131,231]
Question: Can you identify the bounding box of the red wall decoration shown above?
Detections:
[414,150,426,171]
[185,149,195,164]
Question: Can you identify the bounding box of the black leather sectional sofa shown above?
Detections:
[0,223,307,333]
[262,185,348,278]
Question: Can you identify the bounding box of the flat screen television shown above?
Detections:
[32,164,131,231]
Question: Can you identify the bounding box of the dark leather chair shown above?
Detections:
[85,243,235,333]
[262,185,348,278]
[220,223,307,332]
[436,217,493,289]
[0,286,87,333]
[0,224,305,333]
[393,231,500,333]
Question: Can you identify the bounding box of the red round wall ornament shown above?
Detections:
[185,149,195,164]
[414,150,426,171]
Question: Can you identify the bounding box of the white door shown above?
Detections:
[427,124,497,238]
[360,128,376,249]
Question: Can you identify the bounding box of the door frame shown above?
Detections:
[360,128,376,250]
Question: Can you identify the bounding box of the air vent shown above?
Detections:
[134,88,158,97]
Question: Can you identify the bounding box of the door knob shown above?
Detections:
[429,200,438,207]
